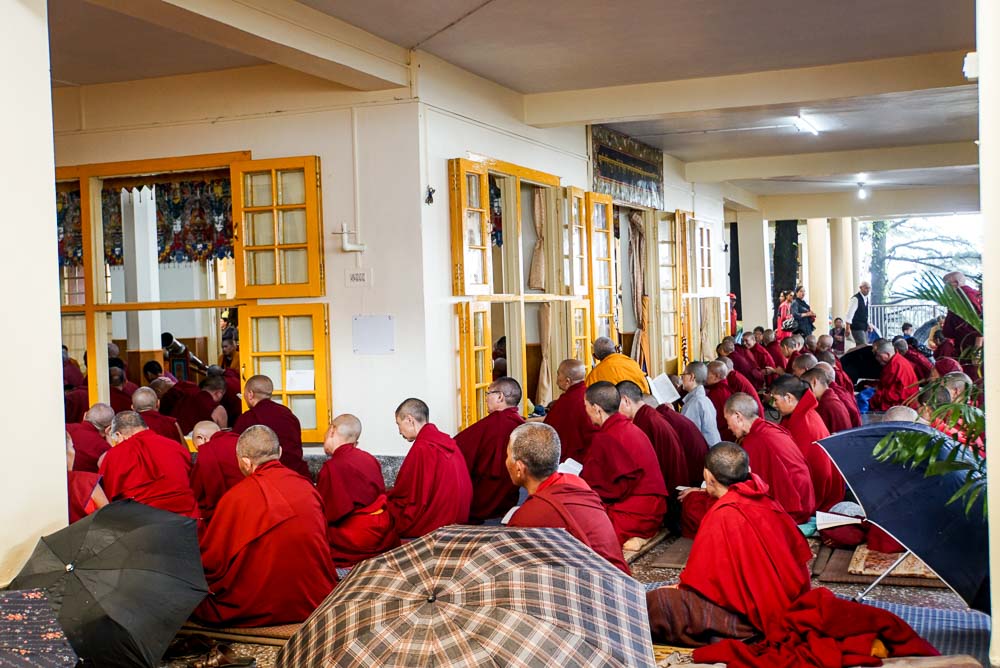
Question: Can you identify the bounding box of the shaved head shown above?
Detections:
[817,335,834,351]
[874,340,894,355]
[131,387,158,412]
[110,411,147,439]
[815,350,837,365]
[719,338,736,354]
[149,377,175,398]
[395,397,429,423]
[245,375,273,397]
[332,413,363,443]
[717,356,734,372]
[200,374,227,392]
[592,337,616,360]
[616,380,644,403]
[109,367,125,388]
[508,423,561,480]
[192,420,221,444]
[237,425,281,464]
[557,359,586,383]
[814,362,837,384]
[762,329,776,344]
[706,442,750,487]
[724,393,760,420]
[585,381,620,414]
[884,406,919,422]
[791,353,817,375]
[491,376,522,408]
[943,271,966,287]
[893,337,909,354]
[85,403,114,430]
[708,360,729,380]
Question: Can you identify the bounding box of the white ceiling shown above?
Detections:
[731,165,980,196]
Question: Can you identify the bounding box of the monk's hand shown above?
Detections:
[677,487,701,502]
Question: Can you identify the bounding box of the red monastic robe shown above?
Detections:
[139,409,185,445]
[935,338,958,360]
[943,285,983,351]
[870,354,919,411]
[580,413,668,542]
[815,388,853,434]
[729,347,764,389]
[173,391,221,435]
[739,419,815,522]
[833,361,855,394]
[631,404,688,494]
[785,348,802,373]
[388,423,473,539]
[67,471,101,523]
[454,407,525,523]
[765,341,787,371]
[159,380,199,417]
[781,391,844,512]
[66,421,110,473]
[64,388,90,424]
[509,473,629,574]
[705,381,735,442]
[747,344,775,374]
[99,429,197,517]
[194,461,337,626]
[220,369,243,428]
[903,348,933,381]
[316,443,400,567]
[543,381,597,463]
[190,431,244,525]
[63,360,85,389]
[726,371,765,416]
[233,399,310,478]
[109,386,132,414]
[828,383,862,428]
[655,405,710,486]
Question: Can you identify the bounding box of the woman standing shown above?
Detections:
[776,291,794,341]
[791,285,817,336]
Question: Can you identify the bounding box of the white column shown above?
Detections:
[851,218,863,285]
[0,1,67,583]
[829,217,854,321]
[735,210,772,329]
[121,187,161,350]
[806,218,832,333]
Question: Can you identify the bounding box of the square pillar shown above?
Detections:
[735,210,772,329]
[806,218,832,333]
[830,217,854,321]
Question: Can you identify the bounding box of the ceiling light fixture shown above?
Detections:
[857,182,869,200]
[857,172,869,182]
[792,115,820,135]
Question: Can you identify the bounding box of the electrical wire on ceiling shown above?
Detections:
[411,0,498,49]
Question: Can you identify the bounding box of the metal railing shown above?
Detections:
[868,302,945,341]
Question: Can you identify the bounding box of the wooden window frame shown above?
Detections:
[586,192,618,345]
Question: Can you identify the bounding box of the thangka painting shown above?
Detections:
[56,189,84,267]
[591,125,664,210]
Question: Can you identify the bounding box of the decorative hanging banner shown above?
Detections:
[591,125,664,210]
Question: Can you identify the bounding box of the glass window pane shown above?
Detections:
[659,243,674,267]
[289,395,317,430]
[593,203,607,230]
[278,169,305,205]
[475,350,486,383]
[255,356,283,388]
[247,250,276,286]
[596,261,610,288]
[466,174,480,208]
[573,309,585,337]
[473,312,485,347]
[280,249,309,284]
[246,211,275,246]
[466,249,484,285]
[245,172,272,207]
[285,316,314,350]
[279,209,307,244]
[475,387,486,418]
[571,198,580,224]
[563,259,571,287]
[575,258,586,283]
[465,211,483,246]
[661,290,675,312]
[597,318,611,338]
[287,355,315,371]
[596,290,611,316]
[594,231,609,259]
[252,317,281,351]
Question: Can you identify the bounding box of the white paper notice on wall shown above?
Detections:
[352,314,395,355]
[286,370,315,392]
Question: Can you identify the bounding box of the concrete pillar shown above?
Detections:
[851,218,863,285]
[806,218,832,333]
[830,217,854,321]
[0,1,67,582]
[735,210,772,329]
[121,187,162,351]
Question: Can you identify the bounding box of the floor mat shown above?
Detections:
[624,529,669,564]
[850,544,938,579]
[177,621,301,647]
[650,537,693,569]
[817,547,947,588]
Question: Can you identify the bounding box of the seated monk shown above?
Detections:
[66,431,108,523]
[454,376,525,523]
[815,349,857,395]
[173,375,228,435]
[108,367,132,414]
[317,415,400,567]
[789,352,818,378]
[190,421,243,525]
[543,359,597,463]
[580,382,667,544]
[780,336,800,372]
[616,381,687,495]
[233,375,309,478]
[772,374,844,513]
[870,339,919,411]
[894,337,933,382]
[131,387,186,446]
[704,361,735,441]
[648,443,812,645]
[716,357,764,416]
[142,360,175,385]
[802,368,852,434]
[763,330,786,371]
[66,403,114,473]
[721,336,763,389]
[63,346,85,389]
[194,426,337,626]
[99,411,197,517]
[815,361,862,428]
[654,403,709,487]
[585,337,649,392]
[64,385,90,425]
[388,398,472,539]
[740,331,775,383]
[506,423,629,574]
[150,376,198,417]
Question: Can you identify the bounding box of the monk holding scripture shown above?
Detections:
[189,421,243,525]
[870,339,919,411]
[131,387,186,445]
[66,403,113,473]
[506,423,629,574]
[388,398,473,539]
[233,375,309,478]
[194,425,336,626]
[454,376,525,523]
[66,432,108,523]
[585,337,649,392]
[544,359,597,463]
[317,414,400,567]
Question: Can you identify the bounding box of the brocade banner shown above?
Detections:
[591,125,664,210]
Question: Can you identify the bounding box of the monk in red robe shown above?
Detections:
[172,375,228,435]
[66,432,108,523]
[190,421,244,525]
[789,351,818,378]
[66,403,114,473]
[151,377,199,417]
[63,348,85,390]
[130,387,186,445]
[454,377,525,523]
[816,361,862,428]
[194,425,337,626]
[219,368,243,428]
[802,368,852,434]
[544,359,598,463]
[617,382,688,494]
[231,375,309,478]
[741,331,775,377]
[506,423,629,574]
[580,382,667,543]
[895,338,933,381]
[317,414,400,566]
[772,374,844,513]
[649,443,812,645]
[870,340,919,411]
[99,411,197,517]
[389,398,473,539]
[721,337,764,389]
[64,386,90,424]
[655,404,709,487]
[763,330,787,372]
[717,357,765,415]
[942,270,983,353]
[704,361,736,442]
[108,367,132,414]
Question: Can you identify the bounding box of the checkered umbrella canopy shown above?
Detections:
[277,525,655,668]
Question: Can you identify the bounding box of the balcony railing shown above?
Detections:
[868,302,945,341]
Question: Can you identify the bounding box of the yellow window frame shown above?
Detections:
[568,299,593,372]
[456,301,492,429]
[449,159,493,296]
[586,191,617,345]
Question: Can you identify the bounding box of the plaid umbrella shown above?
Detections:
[277,525,655,668]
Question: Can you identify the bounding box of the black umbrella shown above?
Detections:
[840,344,880,384]
[9,500,208,668]
[0,588,77,667]
[819,423,989,612]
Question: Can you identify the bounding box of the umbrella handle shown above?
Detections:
[853,550,912,602]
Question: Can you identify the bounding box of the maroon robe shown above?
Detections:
[194,461,337,626]
[66,421,110,473]
[727,371,765,417]
[316,443,400,566]
[139,409,185,445]
[190,431,244,525]
[781,391,844,512]
[63,360,85,389]
[454,407,525,523]
[173,390,221,436]
[543,381,597,463]
[220,369,243,428]
[815,388,853,434]
[510,473,629,574]
[109,386,132,414]
[631,404,688,494]
[233,399,309,478]
[64,388,90,425]
[729,347,764,389]
[735,419,815,523]
[765,341,787,371]
[935,338,958,360]
[580,413,668,542]
[99,429,197,517]
[656,405,710,486]
[870,354,919,412]
[747,344,775,374]
[705,381,735,442]
[388,423,473,539]
[785,348,802,373]
[67,471,101,523]
[943,284,983,351]
[833,362,855,394]
[159,380,199,417]
[829,383,861,429]
[903,348,933,381]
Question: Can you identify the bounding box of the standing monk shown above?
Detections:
[617,382,688,495]
[66,432,108,523]
[585,337,649,392]
[506,423,629,574]
[66,403,114,473]
[655,403,709,487]
[543,359,597,463]
[173,375,228,435]
[580,382,667,544]
[454,377,525,523]
[194,426,336,626]
[189,421,243,525]
[233,375,309,478]
[388,399,473,539]
[131,387,186,446]
[317,415,400,567]
[802,368,852,434]
[870,340,919,411]
[942,271,983,353]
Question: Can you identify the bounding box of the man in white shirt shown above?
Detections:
[844,281,873,346]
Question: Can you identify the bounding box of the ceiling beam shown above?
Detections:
[88,0,411,90]
[759,185,979,220]
[524,51,969,127]
[686,142,978,184]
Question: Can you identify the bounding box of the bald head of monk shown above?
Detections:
[236,424,282,476]
[108,411,148,446]
[874,339,895,365]
[722,392,760,439]
[84,403,114,432]
[199,374,227,403]
[395,397,429,442]
[149,377,175,399]
[584,381,620,427]
[790,353,817,377]
[762,329,776,345]
[815,349,837,366]
[942,371,975,402]
[323,413,363,456]
[780,337,797,356]
[804,335,817,352]
[717,356,734,373]
[487,377,522,413]
[592,337,616,361]
[615,380,645,419]
[943,270,967,288]
[884,405,920,422]
[740,331,757,349]
[131,387,158,412]
[707,360,729,385]
[704,442,750,499]
[680,362,707,392]
[506,422,561,493]
[192,420,221,447]
[109,366,125,389]
[243,375,273,408]
[814,361,837,385]
[801,367,830,399]
[719,337,736,355]
[816,334,834,352]
[556,359,586,392]
[892,337,909,355]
